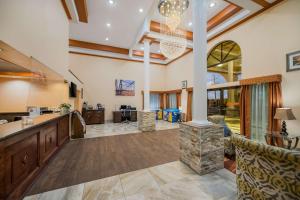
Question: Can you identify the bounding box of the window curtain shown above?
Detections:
[169,94,177,108]
[150,94,160,110]
[240,85,251,138]
[186,91,193,121]
[160,93,165,109]
[268,82,282,132]
[250,84,269,142]
[176,93,181,108]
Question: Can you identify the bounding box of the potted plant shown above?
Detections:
[59,103,72,114]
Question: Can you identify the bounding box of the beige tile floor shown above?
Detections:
[84,120,179,139]
[24,161,237,200]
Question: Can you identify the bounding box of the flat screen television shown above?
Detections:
[69,82,77,97]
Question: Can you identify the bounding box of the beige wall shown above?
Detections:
[69,54,166,120]
[166,0,300,135]
[0,77,71,112]
[0,0,81,111]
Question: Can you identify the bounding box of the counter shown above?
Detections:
[0,113,71,200]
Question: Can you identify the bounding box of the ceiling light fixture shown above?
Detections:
[209,2,216,8]
[217,64,222,67]
[188,22,192,26]
[105,37,109,41]
[108,0,114,5]
[106,23,111,27]
[139,8,143,13]
[141,47,144,50]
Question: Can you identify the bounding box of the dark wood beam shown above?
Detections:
[251,0,271,8]
[74,0,88,23]
[207,4,242,31]
[61,0,72,20]
[69,39,129,55]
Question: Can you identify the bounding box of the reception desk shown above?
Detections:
[0,113,70,200]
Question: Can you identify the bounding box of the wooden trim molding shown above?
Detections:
[133,50,167,61]
[74,0,88,23]
[61,0,72,20]
[251,0,270,8]
[0,72,44,78]
[69,39,129,55]
[207,4,242,31]
[141,89,182,94]
[240,74,282,86]
[69,51,166,66]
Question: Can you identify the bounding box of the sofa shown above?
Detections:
[232,134,300,200]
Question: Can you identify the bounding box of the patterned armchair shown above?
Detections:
[208,115,235,158]
[232,134,300,200]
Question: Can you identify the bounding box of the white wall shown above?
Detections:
[69,54,166,120]
[0,0,81,109]
[166,0,300,135]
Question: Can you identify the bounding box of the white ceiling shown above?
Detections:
[69,0,154,49]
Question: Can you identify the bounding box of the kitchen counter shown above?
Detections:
[0,112,69,142]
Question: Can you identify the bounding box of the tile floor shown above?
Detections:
[84,120,179,139]
[24,161,237,200]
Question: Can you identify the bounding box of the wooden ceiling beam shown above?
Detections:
[74,0,88,23]
[69,39,129,55]
[133,50,167,61]
[251,0,271,8]
[61,0,72,20]
[207,4,242,31]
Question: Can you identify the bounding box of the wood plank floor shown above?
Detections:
[27,129,180,195]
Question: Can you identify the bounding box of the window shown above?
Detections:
[150,93,160,110]
[169,94,177,108]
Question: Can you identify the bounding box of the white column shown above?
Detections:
[143,39,150,111]
[192,0,209,124]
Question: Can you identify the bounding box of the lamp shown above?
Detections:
[274,108,296,136]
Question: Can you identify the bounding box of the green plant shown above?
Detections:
[59,103,72,110]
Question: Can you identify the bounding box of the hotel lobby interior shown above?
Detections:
[0,0,299,200]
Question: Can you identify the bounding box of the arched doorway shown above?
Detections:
[207,40,242,133]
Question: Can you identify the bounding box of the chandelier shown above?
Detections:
[158,0,189,59]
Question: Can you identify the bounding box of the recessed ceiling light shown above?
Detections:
[188,22,192,26]
[105,37,109,41]
[106,23,111,27]
[141,47,144,50]
[139,8,144,13]
[209,2,216,8]
[158,50,161,53]
[108,0,114,5]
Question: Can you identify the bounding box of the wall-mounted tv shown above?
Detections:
[69,82,77,97]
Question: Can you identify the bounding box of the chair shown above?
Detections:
[232,134,300,200]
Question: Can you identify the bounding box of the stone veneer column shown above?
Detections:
[138,111,155,132]
[180,122,224,175]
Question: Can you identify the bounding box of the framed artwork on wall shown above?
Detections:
[182,80,187,89]
[115,79,135,96]
[287,50,300,72]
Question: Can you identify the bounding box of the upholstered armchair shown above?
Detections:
[232,134,300,200]
[208,115,235,158]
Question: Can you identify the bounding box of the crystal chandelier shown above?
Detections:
[158,0,189,59]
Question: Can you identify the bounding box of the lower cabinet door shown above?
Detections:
[58,115,69,146]
[40,122,58,164]
[4,133,39,196]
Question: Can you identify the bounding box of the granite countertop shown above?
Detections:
[0,112,70,142]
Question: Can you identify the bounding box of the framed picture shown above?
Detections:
[287,50,300,72]
[182,80,187,89]
[115,79,135,96]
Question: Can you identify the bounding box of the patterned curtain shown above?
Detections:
[169,94,177,108]
[150,94,160,110]
[250,84,269,142]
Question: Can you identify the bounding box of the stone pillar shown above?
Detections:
[138,39,156,132]
[192,0,209,124]
[180,122,224,175]
[138,111,156,132]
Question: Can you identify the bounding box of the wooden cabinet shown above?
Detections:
[0,114,70,200]
[3,133,39,199]
[113,111,137,123]
[82,109,104,125]
[39,123,57,164]
[57,115,69,146]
